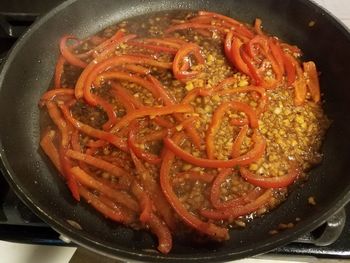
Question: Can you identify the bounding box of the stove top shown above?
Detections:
[0,0,349,259]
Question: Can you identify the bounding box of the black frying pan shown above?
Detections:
[1,0,350,261]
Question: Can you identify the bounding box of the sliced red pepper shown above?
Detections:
[164,130,266,168]
[66,149,129,177]
[282,52,297,86]
[230,37,250,76]
[130,181,152,223]
[110,80,174,129]
[73,35,137,99]
[91,29,125,55]
[71,166,139,212]
[130,149,176,230]
[293,62,307,106]
[241,48,263,85]
[232,125,249,158]
[201,189,273,220]
[254,18,263,35]
[303,61,321,103]
[78,186,135,224]
[40,130,62,174]
[173,43,205,82]
[45,101,71,148]
[110,82,140,112]
[59,35,87,68]
[128,41,178,54]
[197,11,254,39]
[160,133,229,240]
[147,213,173,254]
[92,69,165,102]
[87,139,109,148]
[268,38,285,76]
[128,122,161,165]
[93,95,118,131]
[54,55,65,88]
[165,23,226,34]
[147,75,176,106]
[240,162,301,188]
[224,31,233,61]
[122,64,151,75]
[206,101,258,159]
[130,181,172,254]
[59,147,80,201]
[59,103,128,151]
[110,103,193,133]
[210,168,264,210]
[39,89,74,106]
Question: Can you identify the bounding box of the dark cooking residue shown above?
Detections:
[39,10,330,254]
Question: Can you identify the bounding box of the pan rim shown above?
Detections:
[0,0,350,261]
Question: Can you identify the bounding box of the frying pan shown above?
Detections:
[1,0,350,261]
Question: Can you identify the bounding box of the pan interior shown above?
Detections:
[0,0,350,261]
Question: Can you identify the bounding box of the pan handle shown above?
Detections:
[296,208,346,246]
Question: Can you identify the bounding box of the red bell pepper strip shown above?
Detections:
[110,80,174,129]
[59,146,80,201]
[160,133,229,240]
[282,52,297,86]
[46,101,71,148]
[122,64,151,75]
[130,181,172,254]
[66,149,129,177]
[110,103,193,133]
[206,101,258,159]
[268,38,285,77]
[59,103,128,151]
[59,35,88,68]
[303,61,321,103]
[197,11,254,39]
[164,130,266,168]
[240,162,301,188]
[173,43,205,82]
[128,41,178,54]
[200,189,273,220]
[128,122,161,165]
[225,31,250,75]
[70,166,139,212]
[130,181,153,223]
[54,55,65,88]
[254,18,263,35]
[165,23,226,34]
[231,125,249,158]
[81,56,171,106]
[78,186,135,224]
[40,130,62,174]
[148,75,202,149]
[241,49,263,85]
[91,29,125,54]
[73,34,136,99]
[93,95,118,131]
[39,89,74,106]
[294,63,307,106]
[130,149,176,230]
[210,168,264,209]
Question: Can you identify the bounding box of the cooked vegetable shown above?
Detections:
[39,10,329,254]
